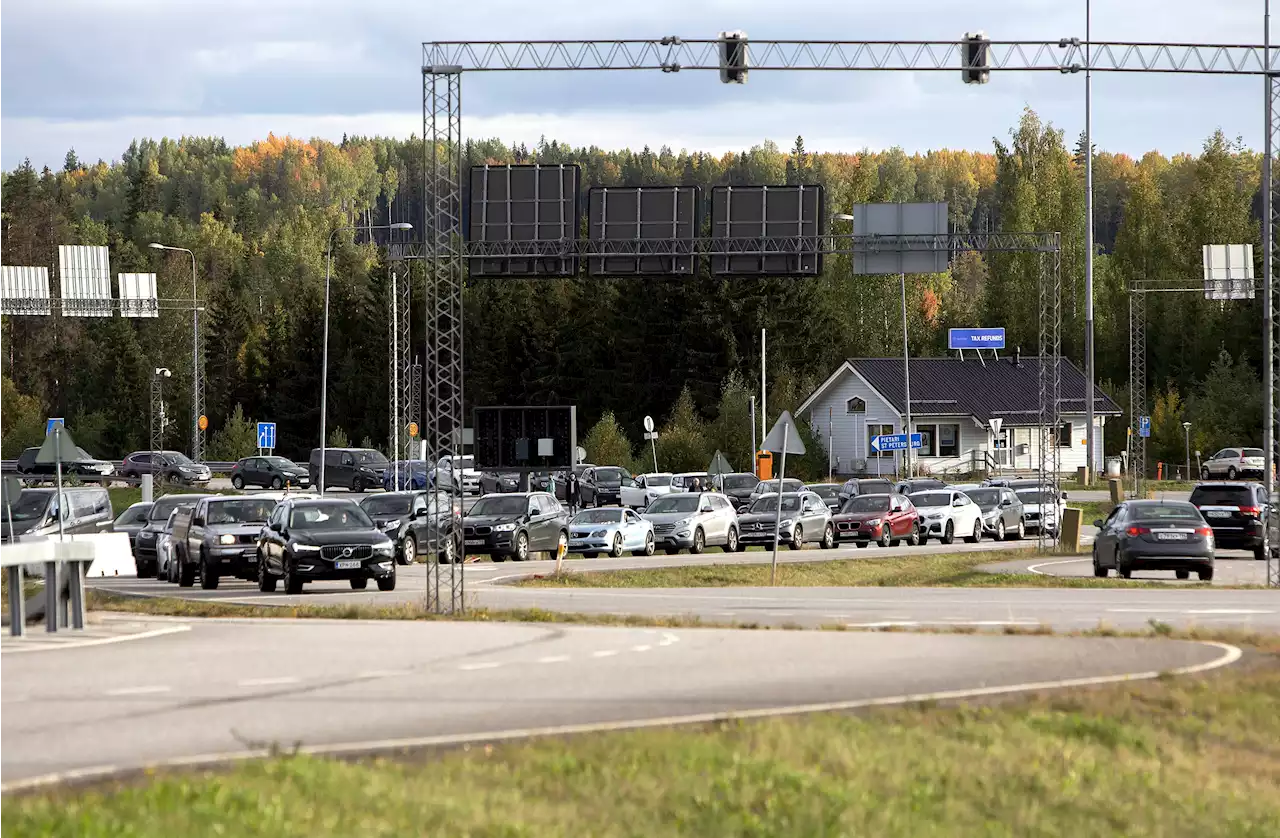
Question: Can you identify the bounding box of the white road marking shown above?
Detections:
[591,650,619,658]
[659,632,679,646]
[537,655,570,664]
[631,645,652,652]
[1,624,192,655]
[1107,608,1275,615]
[105,685,172,696]
[458,662,501,671]
[237,677,299,688]
[357,669,411,679]
[1027,558,1090,575]
[847,619,1041,629]
[1183,609,1274,615]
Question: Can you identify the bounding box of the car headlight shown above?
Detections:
[590,529,607,538]
[494,522,516,532]
[865,518,882,527]
[219,534,236,545]
[779,519,795,529]
[293,543,321,552]
[376,560,393,569]
[383,520,400,531]
[373,543,395,556]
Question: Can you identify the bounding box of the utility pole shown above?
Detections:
[1084,0,1097,481]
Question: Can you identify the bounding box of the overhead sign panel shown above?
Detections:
[1202,243,1255,300]
[587,185,701,277]
[58,245,113,317]
[949,327,1006,350]
[710,184,824,277]
[117,273,159,318]
[0,266,52,315]
[850,202,949,276]
[473,406,577,471]
[467,164,581,278]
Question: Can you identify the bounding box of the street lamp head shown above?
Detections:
[390,222,413,231]
[148,242,166,250]
[832,213,854,222]
[155,367,171,378]
[1182,421,1192,430]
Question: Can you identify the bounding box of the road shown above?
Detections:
[983,553,1271,587]
[0,617,1240,789]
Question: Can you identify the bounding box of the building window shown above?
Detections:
[868,423,894,458]
[846,397,866,414]
[1057,422,1073,448]
[917,424,938,457]
[939,424,960,457]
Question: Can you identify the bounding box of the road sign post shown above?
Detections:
[762,411,807,586]
[256,422,277,453]
[643,415,658,472]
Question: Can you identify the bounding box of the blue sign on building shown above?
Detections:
[45,417,65,436]
[1138,416,1151,438]
[871,433,924,453]
[948,327,1006,350]
[257,422,277,450]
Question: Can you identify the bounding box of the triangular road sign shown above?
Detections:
[707,450,734,476]
[762,411,807,456]
[35,424,81,464]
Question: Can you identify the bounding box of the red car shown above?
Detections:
[832,493,920,548]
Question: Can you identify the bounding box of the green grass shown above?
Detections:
[1061,478,1197,492]
[1069,499,1114,527]
[7,649,1279,837]
[107,485,230,513]
[517,551,1225,590]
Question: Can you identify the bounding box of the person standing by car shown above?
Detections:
[566,471,579,514]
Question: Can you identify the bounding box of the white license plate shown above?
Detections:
[1206,510,1232,518]
[465,539,485,547]
[1156,532,1187,541]
[334,559,362,569]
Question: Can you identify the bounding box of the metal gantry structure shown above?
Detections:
[423,34,1280,595]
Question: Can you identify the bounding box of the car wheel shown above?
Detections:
[1198,567,1214,582]
[283,559,303,595]
[155,551,167,581]
[907,524,920,546]
[400,534,416,566]
[995,519,1006,541]
[821,524,835,550]
[635,532,655,557]
[377,564,397,591]
[790,524,804,550]
[725,527,740,554]
[941,520,955,545]
[1092,547,1107,577]
[966,520,982,544]
[514,531,529,562]
[1174,570,1190,580]
[271,476,284,490]
[1200,466,1211,480]
[257,554,277,592]
[1227,466,1238,480]
[168,555,178,583]
[610,533,625,558]
[200,551,219,590]
[878,524,891,548]
[350,577,368,589]
[1117,549,1132,579]
[1254,531,1268,561]
[1014,519,1026,540]
[231,475,245,490]
[178,555,195,587]
[691,528,706,554]
[352,476,365,493]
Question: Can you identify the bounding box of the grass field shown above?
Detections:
[1069,499,1114,527]
[517,551,1216,590]
[6,646,1278,837]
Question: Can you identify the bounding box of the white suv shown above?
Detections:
[641,492,739,555]
[1201,447,1266,481]
[909,489,985,545]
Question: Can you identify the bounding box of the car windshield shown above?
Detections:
[1190,487,1255,506]
[722,475,758,490]
[360,495,414,516]
[1016,489,1058,504]
[646,496,700,514]
[757,479,802,494]
[7,492,51,521]
[290,503,373,530]
[445,457,475,470]
[114,504,151,526]
[595,468,628,484]
[358,451,388,465]
[1243,448,1265,458]
[149,496,196,521]
[263,457,296,468]
[910,492,953,508]
[749,496,802,514]
[168,453,194,465]
[842,495,891,513]
[966,490,1002,506]
[1130,503,1202,521]
[809,485,839,499]
[645,475,672,486]
[470,496,529,516]
[206,499,275,524]
[573,510,625,524]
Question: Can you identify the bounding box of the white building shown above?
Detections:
[796,355,1121,478]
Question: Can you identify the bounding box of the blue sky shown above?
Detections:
[1,0,1272,170]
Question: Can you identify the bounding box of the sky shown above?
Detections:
[1,0,1274,171]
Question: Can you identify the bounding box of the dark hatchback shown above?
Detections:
[1189,481,1272,560]
[462,492,569,562]
[257,498,397,594]
[230,456,309,490]
[1092,500,1215,581]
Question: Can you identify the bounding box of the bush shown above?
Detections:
[205,404,258,462]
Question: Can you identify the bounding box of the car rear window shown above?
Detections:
[1190,486,1254,506]
[1243,448,1265,458]
[1129,503,1203,521]
[857,480,893,494]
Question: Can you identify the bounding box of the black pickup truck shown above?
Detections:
[172,495,279,588]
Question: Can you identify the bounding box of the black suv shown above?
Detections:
[578,466,634,507]
[15,446,115,480]
[359,490,459,565]
[230,456,309,490]
[308,447,388,493]
[1190,481,1273,560]
[462,492,569,562]
[718,472,762,510]
[257,498,397,594]
[837,477,896,506]
[174,495,280,588]
[132,493,212,576]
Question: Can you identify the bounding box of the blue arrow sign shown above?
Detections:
[1138,416,1151,438]
[871,433,924,452]
[948,327,1006,350]
[257,422,277,450]
[45,417,65,436]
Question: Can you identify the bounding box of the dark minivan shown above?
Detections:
[308,448,389,493]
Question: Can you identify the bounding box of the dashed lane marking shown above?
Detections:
[237,677,300,688]
[105,685,172,696]
[458,662,502,671]
[537,655,571,664]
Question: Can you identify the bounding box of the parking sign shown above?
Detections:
[1138,416,1151,438]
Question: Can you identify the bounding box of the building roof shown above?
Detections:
[798,356,1122,423]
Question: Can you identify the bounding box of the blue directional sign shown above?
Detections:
[871,433,924,452]
[948,327,1006,350]
[45,417,65,436]
[1138,416,1151,438]
[256,422,277,450]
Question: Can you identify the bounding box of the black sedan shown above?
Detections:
[1092,500,1215,581]
[230,455,310,490]
[257,498,397,594]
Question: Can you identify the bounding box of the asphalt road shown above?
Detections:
[982,553,1272,587]
[0,617,1239,789]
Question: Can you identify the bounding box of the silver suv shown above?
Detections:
[641,491,739,555]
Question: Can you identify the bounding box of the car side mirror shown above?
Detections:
[1092,519,1104,529]
[701,505,714,513]
[529,508,541,517]
[952,499,964,507]
[1061,492,1068,500]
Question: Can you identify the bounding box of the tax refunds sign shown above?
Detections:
[948,328,1006,350]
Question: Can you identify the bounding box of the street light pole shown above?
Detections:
[320,222,413,496]
[147,244,200,461]
[1084,0,1097,480]
[900,271,913,479]
[1183,421,1192,481]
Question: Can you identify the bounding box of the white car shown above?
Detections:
[157,509,181,582]
[909,489,985,545]
[568,507,655,558]
[436,455,481,495]
[635,473,675,507]
[1201,447,1266,481]
[1014,486,1067,535]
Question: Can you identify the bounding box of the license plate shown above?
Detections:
[334,559,362,569]
[465,539,484,547]
[1206,510,1232,518]
[1156,532,1187,541]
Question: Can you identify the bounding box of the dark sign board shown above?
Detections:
[467,164,581,278]
[587,186,701,276]
[473,406,578,471]
[709,184,825,276]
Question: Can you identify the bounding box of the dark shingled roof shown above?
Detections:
[848,356,1121,423]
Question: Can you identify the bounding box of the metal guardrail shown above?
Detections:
[2,538,95,636]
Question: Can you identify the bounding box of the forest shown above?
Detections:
[0,107,1267,477]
